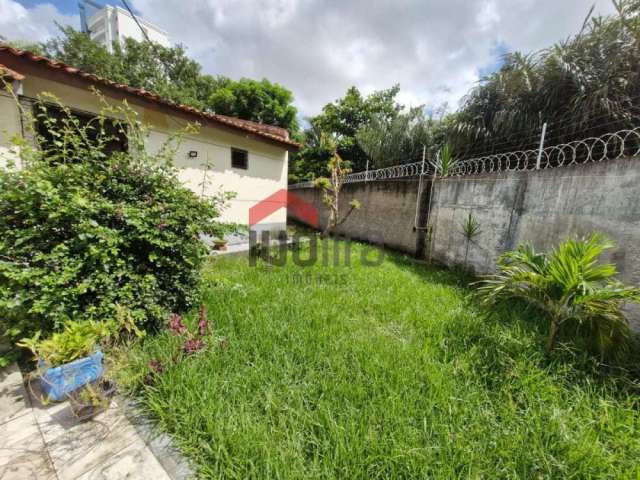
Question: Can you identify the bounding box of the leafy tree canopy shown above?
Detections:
[290,85,409,181]
[313,85,403,171]
[208,77,298,131]
[22,27,300,134]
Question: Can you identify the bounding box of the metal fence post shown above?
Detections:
[535,122,547,170]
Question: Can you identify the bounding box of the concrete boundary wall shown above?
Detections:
[288,178,430,255]
[289,158,640,326]
[429,157,640,287]
[289,157,640,289]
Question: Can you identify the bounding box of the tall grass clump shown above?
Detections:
[116,240,640,479]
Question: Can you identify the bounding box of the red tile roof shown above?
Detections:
[0,45,299,150]
[0,63,25,81]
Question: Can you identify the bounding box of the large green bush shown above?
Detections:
[0,93,230,345]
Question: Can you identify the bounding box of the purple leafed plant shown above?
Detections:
[168,313,187,336]
[161,306,224,366]
[182,338,205,355]
[148,359,165,375]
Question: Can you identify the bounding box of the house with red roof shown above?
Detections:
[0,45,299,233]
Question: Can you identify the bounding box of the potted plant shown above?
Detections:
[68,379,117,421]
[18,320,116,401]
[213,238,228,251]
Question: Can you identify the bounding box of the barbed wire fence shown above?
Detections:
[289,125,640,189]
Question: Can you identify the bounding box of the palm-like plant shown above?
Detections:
[460,213,481,267]
[451,1,640,158]
[356,108,433,168]
[431,143,458,177]
[476,233,640,358]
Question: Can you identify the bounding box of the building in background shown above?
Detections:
[80,2,170,51]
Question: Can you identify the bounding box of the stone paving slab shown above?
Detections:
[125,405,194,480]
[0,449,55,480]
[0,364,31,425]
[75,437,172,480]
[44,407,141,479]
[0,364,56,480]
[0,364,182,480]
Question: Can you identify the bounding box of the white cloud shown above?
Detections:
[477,0,501,31]
[132,0,616,117]
[0,0,617,118]
[0,0,78,43]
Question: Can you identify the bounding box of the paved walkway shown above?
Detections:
[212,237,307,257]
[0,363,191,480]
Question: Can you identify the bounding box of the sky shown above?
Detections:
[0,0,617,120]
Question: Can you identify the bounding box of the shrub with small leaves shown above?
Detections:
[313,134,361,235]
[0,92,232,346]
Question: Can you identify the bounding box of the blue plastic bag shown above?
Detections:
[39,350,103,401]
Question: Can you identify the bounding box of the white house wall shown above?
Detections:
[145,127,288,228]
[0,92,22,169]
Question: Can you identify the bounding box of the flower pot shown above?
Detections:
[39,350,104,402]
[69,379,116,422]
[213,241,228,251]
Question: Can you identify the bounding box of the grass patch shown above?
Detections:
[116,240,640,479]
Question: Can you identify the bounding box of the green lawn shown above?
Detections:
[119,240,640,479]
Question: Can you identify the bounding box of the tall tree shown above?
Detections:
[42,27,126,85]
[208,78,299,132]
[290,85,404,181]
[288,123,334,183]
[356,107,436,168]
[312,85,403,171]
[451,0,640,158]
[36,27,299,134]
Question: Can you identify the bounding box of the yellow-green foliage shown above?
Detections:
[17,320,115,366]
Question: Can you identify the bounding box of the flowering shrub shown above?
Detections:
[0,93,232,346]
